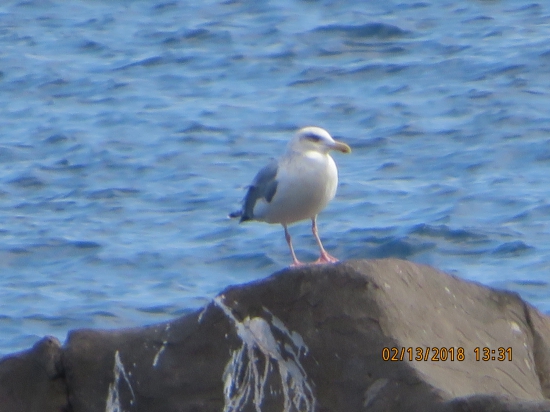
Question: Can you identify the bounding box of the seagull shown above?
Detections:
[230,126,351,266]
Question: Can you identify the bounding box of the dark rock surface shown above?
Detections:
[0,336,67,412]
[2,258,550,411]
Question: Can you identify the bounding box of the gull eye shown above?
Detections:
[303,133,321,142]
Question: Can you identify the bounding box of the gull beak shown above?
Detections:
[331,140,351,154]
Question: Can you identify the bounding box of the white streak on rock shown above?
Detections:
[105,350,136,412]
[198,304,208,324]
[152,341,167,367]
[363,378,388,408]
[215,295,316,412]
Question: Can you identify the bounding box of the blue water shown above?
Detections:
[1,0,550,355]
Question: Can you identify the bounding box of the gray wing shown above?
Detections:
[239,159,279,222]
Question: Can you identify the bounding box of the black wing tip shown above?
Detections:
[229,210,242,219]
[229,210,253,223]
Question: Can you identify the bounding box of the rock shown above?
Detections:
[2,258,550,411]
[0,336,67,412]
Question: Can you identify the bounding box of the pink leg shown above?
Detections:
[311,216,338,264]
[283,224,302,267]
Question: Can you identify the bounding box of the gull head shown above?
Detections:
[288,126,351,155]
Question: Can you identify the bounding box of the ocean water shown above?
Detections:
[1,0,550,356]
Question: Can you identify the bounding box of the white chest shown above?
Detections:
[254,151,339,224]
